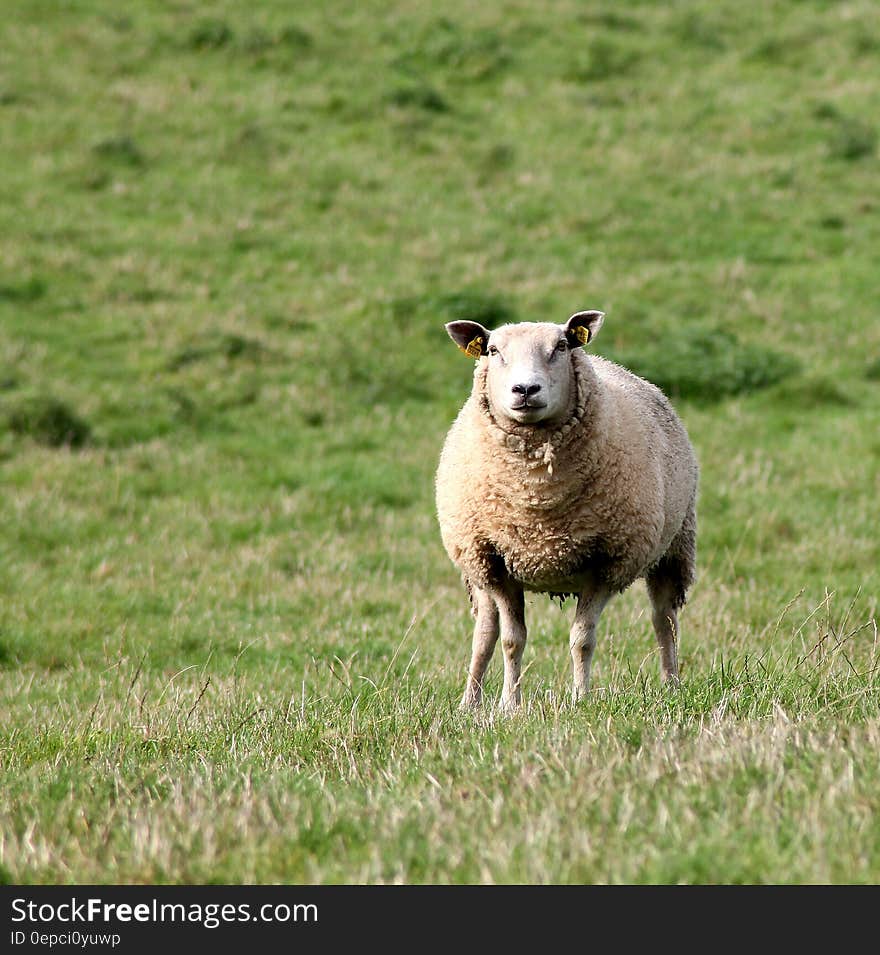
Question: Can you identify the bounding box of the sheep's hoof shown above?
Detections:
[498,696,521,714]
[459,694,482,711]
[661,672,681,689]
[572,687,590,705]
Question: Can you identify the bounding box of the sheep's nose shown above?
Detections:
[512,383,542,397]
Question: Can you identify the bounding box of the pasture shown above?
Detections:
[1,0,879,883]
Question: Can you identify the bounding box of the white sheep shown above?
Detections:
[435,311,698,710]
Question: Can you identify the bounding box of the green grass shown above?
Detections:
[1,0,879,884]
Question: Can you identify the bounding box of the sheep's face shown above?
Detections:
[484,323,576,425]
[446,311,604,426]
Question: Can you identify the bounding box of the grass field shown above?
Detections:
[1,0,879,883]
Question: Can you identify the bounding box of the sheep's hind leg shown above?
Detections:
[570,588,611,703]
[648,503,696,687]
[646,569,686,687]
[495,583,526,712]
[460,586,499,709]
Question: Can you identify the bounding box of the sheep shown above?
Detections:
[435,310,698,710]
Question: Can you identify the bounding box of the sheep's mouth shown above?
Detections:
[507,401,548,422]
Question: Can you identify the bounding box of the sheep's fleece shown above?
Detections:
[436,311,698,709]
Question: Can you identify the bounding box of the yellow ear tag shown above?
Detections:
[459,336,484,359]
[573,325,591,345]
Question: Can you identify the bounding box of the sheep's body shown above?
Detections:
[438,352,696,599]
[436,314,697,709]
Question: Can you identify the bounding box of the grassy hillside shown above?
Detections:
[1,0,878,883]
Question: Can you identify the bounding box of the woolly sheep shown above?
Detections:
[436,310,698,710]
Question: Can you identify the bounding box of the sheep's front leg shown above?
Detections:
[496,583,526,712]
[570,588,611,703]
[460,586,499,709]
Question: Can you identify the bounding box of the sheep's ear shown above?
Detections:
[446,321,490,359]
[564,310,605,348]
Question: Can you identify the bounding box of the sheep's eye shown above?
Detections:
[488,345,499,356]
[555,340,568,353]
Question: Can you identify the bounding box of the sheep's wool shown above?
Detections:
[436,348,698,601]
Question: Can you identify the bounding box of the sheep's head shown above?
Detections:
[446,311,604,426]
